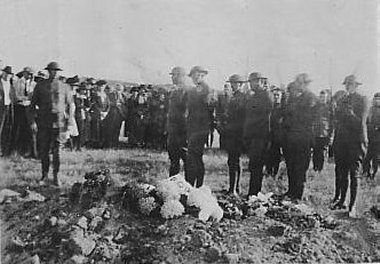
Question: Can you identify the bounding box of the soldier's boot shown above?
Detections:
[39,171,48,186]
[348,173,359,212]
[228,169,239,196]
[332,176,348,210]
[332,175,341,203]
[236,170,241,194]
[248,170,262,197]
[53,170,60,187]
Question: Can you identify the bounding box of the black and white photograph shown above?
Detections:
[0,0,379,263]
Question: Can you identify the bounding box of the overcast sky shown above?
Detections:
[0,0,378,95]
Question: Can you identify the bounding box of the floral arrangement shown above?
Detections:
[122,174,223,222]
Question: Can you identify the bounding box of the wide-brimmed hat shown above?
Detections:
[2,66,13,75]
[66,75,80,85]
[95,79,107,86]
[35,71,48,80]
[342,75,362,85]
[248,72,267,81]
[188,66,208,76]
[227,74,246,83]
[77,82,87,90]
[45,61,62,71]
[170,66,186,76]
[22,66,34,74]
[295,73,312,84]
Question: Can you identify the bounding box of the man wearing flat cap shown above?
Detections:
[282,73,317,201]
[185,65,216,187]
[12,66,37,157]
[0,66,15,156]
[216,74,247,195]
[167,67,189,176]
[243,72,273,197]
[30,61,74,186]
[332,75,369,215]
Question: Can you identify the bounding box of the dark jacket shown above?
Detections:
[186,82,214,135]
[167,85,187,135]
[312,102,333,138]
[30,77,73,129]
[216,90,247,137]
[243,89,272,141]
[335,91,369,143]
[283,89,317,140]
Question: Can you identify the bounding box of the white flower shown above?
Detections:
[187,185,223,222]
[156,179,181,201]
[138,197,158,216]
[160,200,185,219]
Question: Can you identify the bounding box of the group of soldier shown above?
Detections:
[0,60,378,215]
[166,65,377,216]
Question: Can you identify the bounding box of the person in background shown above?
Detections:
[244,72,273,197]
[11,67,36,157]
[312,89,333,173]
[185,66,215,187]
[167,67,188,176]
[266,86,285,178]
[216,74,247,195]
[331,75,369,214]
[89,79,110,148]
[363,92,380,180]
[73,83,89,151]
[30,62,74,186]
[216,83,231,151]
[282,74,317,201]
[0,66,15,157]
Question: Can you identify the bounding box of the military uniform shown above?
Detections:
[218,88,246,193]
[312,100,333,172]
[333,82,369,211]
[30,62,73,183]
[283,87,317,200]
[244,88,273,196]
[167,85,187,176]
[363,96,380,178]
[266,98,285,177]
[185,81,214,187]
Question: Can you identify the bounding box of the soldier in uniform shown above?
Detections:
[167,67,188,176]
[282,74,317,201]
[244,72,273,196]
[332,75,369,213]
[266,86,285,178]
[185,66,215,187]
[216,84,231,150]
[30,62,74,186]
[216,74,247,195]
[312,89,333,173]
[363,93,380,179]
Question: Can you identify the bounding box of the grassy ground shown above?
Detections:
[0,147,379,263]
